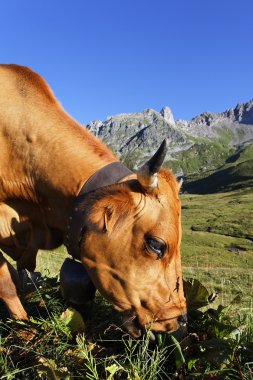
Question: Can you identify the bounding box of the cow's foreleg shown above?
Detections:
[0,252,28,320]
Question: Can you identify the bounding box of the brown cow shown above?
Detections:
[0,64,186,336]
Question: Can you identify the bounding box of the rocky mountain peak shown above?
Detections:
[143,108,158,115]
[233,99,253,124]
[160,106,175,125]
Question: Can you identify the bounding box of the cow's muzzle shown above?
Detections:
[122,312,188,340]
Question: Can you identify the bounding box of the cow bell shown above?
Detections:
[60,258,96,305]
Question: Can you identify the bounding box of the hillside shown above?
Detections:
[87,100,253,192]
[184,142,253,193]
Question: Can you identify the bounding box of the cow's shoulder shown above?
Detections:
[0,201,63,261]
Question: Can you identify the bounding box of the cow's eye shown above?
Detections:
[145,236,166,259]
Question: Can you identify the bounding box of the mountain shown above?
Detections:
[87,107,188,170]
[86,100,253,192]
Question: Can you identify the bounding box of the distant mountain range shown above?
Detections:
[87,100,253,193]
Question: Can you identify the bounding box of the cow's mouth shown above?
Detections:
[121,313,188,340]
[121,315,144,339]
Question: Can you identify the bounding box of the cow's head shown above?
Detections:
[79,140,186,337]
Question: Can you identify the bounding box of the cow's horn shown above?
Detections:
[137,139,169,190]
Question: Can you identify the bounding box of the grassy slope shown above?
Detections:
[165,124,241,176]
[184,141,253,193]
[180,189,253,310]
[166,139,234,175]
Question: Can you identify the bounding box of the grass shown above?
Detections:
[184,141,253,193]
[0,188,253,379]
[165,139,235,175]
[181,189,253,313]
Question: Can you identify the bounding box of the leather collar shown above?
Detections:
[65,162,133,259]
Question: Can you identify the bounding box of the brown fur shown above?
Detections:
[3,64,57,103]
[0,65,186,333]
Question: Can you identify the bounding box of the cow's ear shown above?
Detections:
[103,206,113,232]
[103,205,125,233]
[90,189,133,233]
[88,202,109,232]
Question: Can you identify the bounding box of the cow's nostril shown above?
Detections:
[177,313,187,326]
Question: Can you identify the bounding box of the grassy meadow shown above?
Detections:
[0,188,252,379]
[181,189,253,308]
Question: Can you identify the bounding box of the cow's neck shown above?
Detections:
[26,113,118,231]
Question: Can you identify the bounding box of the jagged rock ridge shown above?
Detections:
[86,99,253,173]
[88,107,190,167]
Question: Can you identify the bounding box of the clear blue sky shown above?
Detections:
[1,0,253,124]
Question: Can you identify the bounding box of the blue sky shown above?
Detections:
[1,0,253,124]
